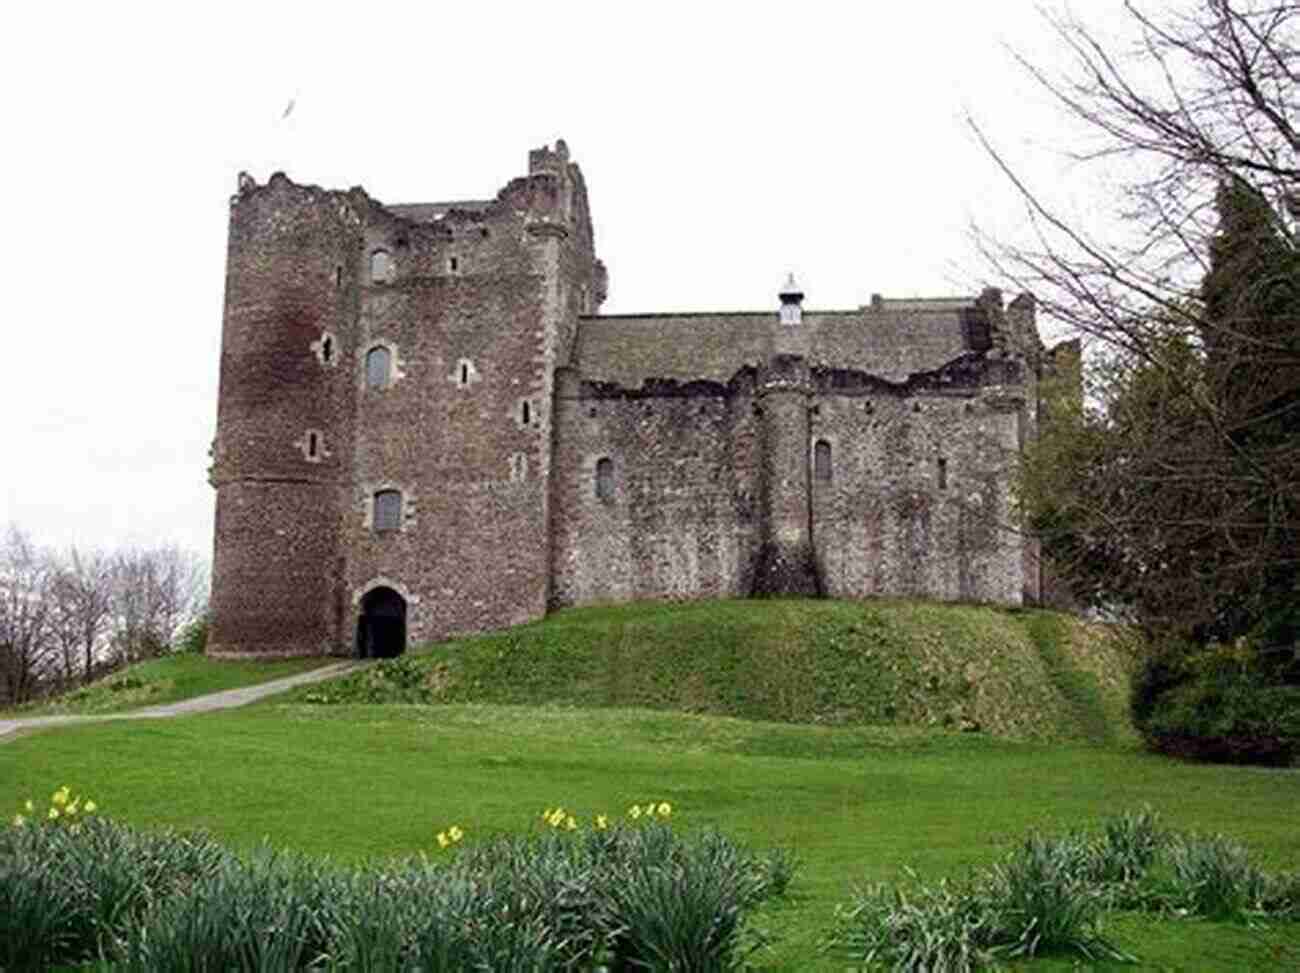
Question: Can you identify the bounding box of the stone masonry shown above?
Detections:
[208,141,1076,658]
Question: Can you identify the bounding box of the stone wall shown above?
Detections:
[550,370,762,606]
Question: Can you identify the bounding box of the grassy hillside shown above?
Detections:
[292,598,1139,743]
[4,653,331,717]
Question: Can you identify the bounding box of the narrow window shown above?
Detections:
[365,346,391,390]
[595,457,614,501]
[937,457,948,490]
[460,363,469,385]
[307,432,318,459]
[321,336,333,364]
[373,490,402,531]
[522,401,531,425]
[370,249,392,283]
[449,256,459,273]
[335,266,342,288]
[814,440,832,483]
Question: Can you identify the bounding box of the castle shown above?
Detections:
[208,141,1069,658]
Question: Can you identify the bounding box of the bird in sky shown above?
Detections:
[281,98,295,120]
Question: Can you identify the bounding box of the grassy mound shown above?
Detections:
[5,654,332,717]
[294,598,1137,742]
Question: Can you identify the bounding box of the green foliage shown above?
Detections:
[828,808,1300,970]
[174,612,209,654]
[290,599,1133,743]
[1141,640,1300,765]
[0,815,789,972]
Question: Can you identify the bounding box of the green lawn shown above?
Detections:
[3,653,333,717]
[4,702,1297,969]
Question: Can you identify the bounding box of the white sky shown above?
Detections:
[2,0,1141,561]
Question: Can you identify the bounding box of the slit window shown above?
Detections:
[370,250,392,283]
[373,490,402,531]
[321,336,333,364]
[365,346,391,390]
[307,431,318,459]
[522,401,531,425]
[449,256,459,273]
[460,363,469,385]
[937,457,948,490]
[595,457,614,501]
[335,266,342,288]
[814,439,832,483]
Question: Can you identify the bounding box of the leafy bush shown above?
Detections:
[1140,641,1300,765]
[174,613,209,654]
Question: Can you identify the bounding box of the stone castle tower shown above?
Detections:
[209,141,1070,658]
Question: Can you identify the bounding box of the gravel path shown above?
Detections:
[0,662,361,744]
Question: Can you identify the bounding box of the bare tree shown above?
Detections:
[0,526,58,704]
[110,545,207,663]
[48,547,115,686]
[973,0,1298,639]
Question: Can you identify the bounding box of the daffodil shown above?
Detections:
[595,814,608,830]
[65,803,78,818]
[542,807,554,822]
[52,787,70,808]
[437,831,450,849]
[23,799,34,814]
[11,814,24,828]
[565,815,577,831]
[628,805,642,820]
[48,807,60,821]
[448,826,464,842]
[643,803,657,817]
[84,801,97,814]
[657,802,672,818]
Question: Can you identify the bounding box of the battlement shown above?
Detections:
[529,139,571,175]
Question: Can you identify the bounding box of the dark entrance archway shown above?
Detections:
[356,587,406,659]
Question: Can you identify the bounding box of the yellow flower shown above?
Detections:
[48,807,60,820]
[84,801,97,814]
[595,814,609,830]
[548,809,566,828]
[542,807,554,822]
[448,826,464,842]
[23,799,34,814]
[643,802,657,817]
[436,831,450,849]
[628,805,642,820]
[11,814,25,828]
[52,787,70,807]
[65,803,78,817]
[565,815,577,831]
[657,802,672,818]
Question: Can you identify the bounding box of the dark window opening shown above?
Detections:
[449,256,459,273]
[374,489,402,531]
[595,457,614,501]
[460,363,469,385]
[522,401,531,425]
[366,346,391,390]
[937,457,948,490]
[814,439,832,483]
[307,432,318,458]
[335,266,342,287]
[321,336,333,363]
[356,586,406,659]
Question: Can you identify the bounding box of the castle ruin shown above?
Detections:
[208,141,1070,658]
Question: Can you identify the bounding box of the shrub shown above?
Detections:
[1142,642,1300,765]
[2,808,791,972]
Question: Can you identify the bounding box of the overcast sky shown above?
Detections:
[2,0,1141,561]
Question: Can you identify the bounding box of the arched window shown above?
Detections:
[814,439,832,483]
[365,346,391,390]
[370,249,392,283]
[595,457,614,501]
[373,490,402,531]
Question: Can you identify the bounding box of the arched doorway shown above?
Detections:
[356,586,406,658]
